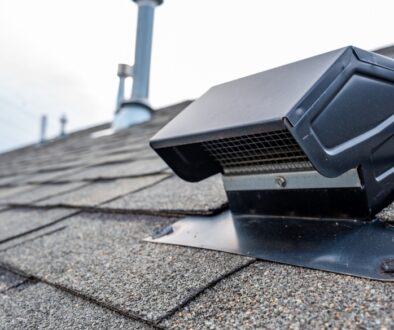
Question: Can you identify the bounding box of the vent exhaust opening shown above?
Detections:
[201,128,313,175]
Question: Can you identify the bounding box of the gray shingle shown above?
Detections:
[0,185,36,200]
[0,182,88,205]
[36,175,168,208]
[0,208,76,244]
[87,148,157,167]
[163,261,394,329]
[22,167,87,184]
[0,174,28,186]
[0,268,26,293]
[98,144,147,157]
[0,220,69,252]
[0,282,151,329]
[102,175,228,215]
[34,158,88,172]
[0,212,253,322]
[64,158,168,181]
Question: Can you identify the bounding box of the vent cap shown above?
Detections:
[150,46,394,218]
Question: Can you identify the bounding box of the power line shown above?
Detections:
[0,97,39,120]
[0,112,37,136]
[0,127,34,142]
[0,133,30,143]
[0,117,37,135]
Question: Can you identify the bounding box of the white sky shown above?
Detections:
[0,0,393,152]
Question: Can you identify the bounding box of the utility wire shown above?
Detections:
[0,99,40,150]
[0,131,30,142]
[0,126,34,142]
[0,112,37,136]
[0,97,39,120]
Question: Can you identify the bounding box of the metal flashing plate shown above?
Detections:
[146,211,394,281]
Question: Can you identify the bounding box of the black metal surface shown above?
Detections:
[227,188,370,220]
[151,47,347,149]
[146,211,394,281]
[150,46,394,214]
[148,46,394,279]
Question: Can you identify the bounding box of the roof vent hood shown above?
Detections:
[151,46,394,220]
[148,46,394,281]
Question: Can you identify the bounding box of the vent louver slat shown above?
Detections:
[201,129,313,174]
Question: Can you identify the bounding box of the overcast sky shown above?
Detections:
[0,0,393,152]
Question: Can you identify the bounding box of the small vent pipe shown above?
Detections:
[113,0,163,131]
[59,114,67,138]
[39,114,47,144]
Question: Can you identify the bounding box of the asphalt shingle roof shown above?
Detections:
[102,174,227,215]
[0,212,253,323]
[0,99,393,329]
[163,262,394,329]
[0,281,151,329]
[35,175,168,208]
[0,182,88,205]
[0,208,76,244]
[0,268,25,293]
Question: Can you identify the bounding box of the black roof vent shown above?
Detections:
[151,46,394,220]
[149,46,394,280]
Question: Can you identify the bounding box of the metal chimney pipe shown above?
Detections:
[59,114,67,138]
[113,0,163,131]
[131,0,157,101]
[115,63,133,111]
[39,114,47,144]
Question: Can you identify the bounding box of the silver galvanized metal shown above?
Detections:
[130,0,157,103]
[223,169,361,191]
[39,115,47,144]
[59,114,67,138]
[113,0,162,130]
[116,64,134,112]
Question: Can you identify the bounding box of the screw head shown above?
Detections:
[295,108,304,117]
[151,225,173,239]
[381,259,394,274]
[275,176,287,188]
